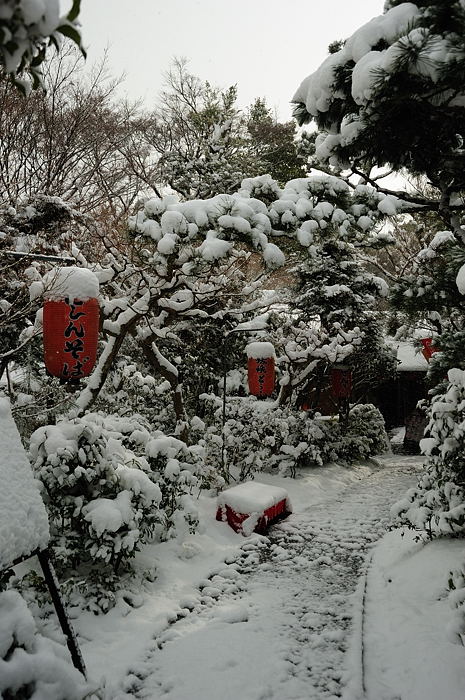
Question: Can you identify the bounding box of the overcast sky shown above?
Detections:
[78,0,385,120]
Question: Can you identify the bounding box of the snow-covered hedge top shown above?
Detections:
[217,481,291,513]
[0,397,49,568]
[30,266,99,302]
[245,341,276,359]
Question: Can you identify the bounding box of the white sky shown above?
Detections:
[77,0,385,120]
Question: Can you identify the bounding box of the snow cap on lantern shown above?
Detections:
[32,267,100,382]
[246,341,275,398]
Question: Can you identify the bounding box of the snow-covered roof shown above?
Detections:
[388,340,428,373]
[0,398,49,568]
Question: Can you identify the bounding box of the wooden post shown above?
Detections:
[37,550,87,677]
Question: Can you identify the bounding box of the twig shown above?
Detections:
[1,250,75,263]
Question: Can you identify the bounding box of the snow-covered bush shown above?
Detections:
[95,355,176,432]
[29,414,162,607]
[322,403,389,463]
[0,589,92,699]
[29,412,209,609]
[222,398,322,480]
[392,369,465,537]
[142,432,204,540]
[203,396,387,480]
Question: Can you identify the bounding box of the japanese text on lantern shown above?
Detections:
[62,297,87,379]
[43,296,99,381]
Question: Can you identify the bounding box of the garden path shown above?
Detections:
[113,455,420,700]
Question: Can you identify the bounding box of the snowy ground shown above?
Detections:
[70,454,465,699]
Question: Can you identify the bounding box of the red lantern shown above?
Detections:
[248,357,275,397]
[420,337,438,362]
[246,342,275,398]
[330,365,352,399]
[43,297,99,381]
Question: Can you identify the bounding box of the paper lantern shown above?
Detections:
[41,267,100,382]
[420,337,438,362]
[43,298,99,381]
[330,365,352,399]
[246,341,275,398]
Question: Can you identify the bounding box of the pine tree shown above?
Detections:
[292,0,465,233]
[246,98,306,185]
[292,0,465,547]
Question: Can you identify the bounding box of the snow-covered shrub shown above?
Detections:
[203,396,387,479]
[143,432,204,540]
[325,403,389,463]
[201,396,322,480]
[221,398,300,480]
[95,355,176,433]
[29,414,163,607]
[0,590,92,699]
[29,412,210,609]
[392,369,465,537]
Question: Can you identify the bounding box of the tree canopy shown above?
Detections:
[292,0,465,232]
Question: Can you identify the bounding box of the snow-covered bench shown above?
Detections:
[216,481,292,535]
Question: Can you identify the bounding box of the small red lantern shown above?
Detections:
[330,365,352,399]
[246,342,275,398]
[42,267,99,382]
[420,337,438,362]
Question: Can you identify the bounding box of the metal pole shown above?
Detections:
[221,356,228,482]
[220,327,267,483]
[37,550,87,677]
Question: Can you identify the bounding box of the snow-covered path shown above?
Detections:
[113,456,420,700]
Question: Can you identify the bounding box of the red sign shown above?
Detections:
[248,357,275,398]
[43,297,99,381]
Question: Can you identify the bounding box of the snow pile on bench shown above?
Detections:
[216,481,292,535]
[0,398,49,569]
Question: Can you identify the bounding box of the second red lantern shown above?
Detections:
[246,342,275,398]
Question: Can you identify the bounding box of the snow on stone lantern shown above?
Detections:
[246,341,275,398]
[35,267,100,382]
[420,337,438,362]
[330,364,352,399]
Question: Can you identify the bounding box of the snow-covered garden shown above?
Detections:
[1,1,465,698]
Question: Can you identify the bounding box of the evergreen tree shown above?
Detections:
[291,0,465,601]
[292,0,465,233]
[142,60,307,199]
[246,98,305,185]
[268,175,396,408]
